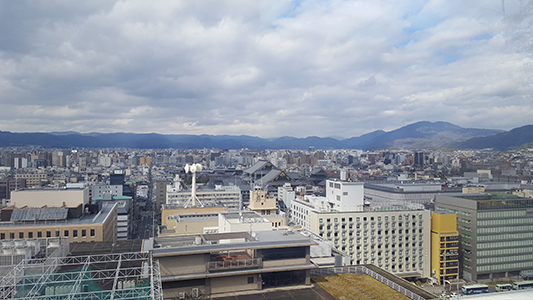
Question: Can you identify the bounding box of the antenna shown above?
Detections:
[183,164,204,208]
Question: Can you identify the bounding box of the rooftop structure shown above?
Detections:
[0,252,163,300]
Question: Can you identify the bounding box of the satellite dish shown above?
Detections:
[190,164,197,173]
[196,164,202,172]
[184,164,190,173]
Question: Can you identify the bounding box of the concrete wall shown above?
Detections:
[159,254,207,277]
[11,188,90,208]
[210,274,259,294]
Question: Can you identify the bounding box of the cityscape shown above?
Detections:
[0,133,532,299]
[1,0,533,299]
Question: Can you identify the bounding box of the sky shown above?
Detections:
[0,0,531,139]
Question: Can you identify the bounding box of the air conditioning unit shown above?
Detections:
[179,292,185,299]
[192,288,199,298]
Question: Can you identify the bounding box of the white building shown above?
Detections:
[218,211,272,234]
[91,185,123,198]
[326,180,364,212]
[277,183,295,208]
[167,185,242,211]
[290,180,431,278]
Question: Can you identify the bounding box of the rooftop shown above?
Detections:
[0,202,116,228]
[150,230,316,257]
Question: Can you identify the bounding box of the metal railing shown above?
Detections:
[311,266,438,300]
[207,258,262,270]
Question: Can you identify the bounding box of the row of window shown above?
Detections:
[478,232,533,242]
[478,254,533,265]
[478,210,525,219]
[478,247,533,258]
[320,214,423,223]
[478,217,533,226]
[477,239,533,249]
[477,260,533,272]
[477,225,533,234]
[0,229,96,240]
[336,241,424,252]
[435,207,472,217]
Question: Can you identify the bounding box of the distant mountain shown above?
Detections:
[0,122,527,150]
[363,121,502,150]
[455,125,533,151]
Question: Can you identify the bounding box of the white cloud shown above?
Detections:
[0,0,531,138]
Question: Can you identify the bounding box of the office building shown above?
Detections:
[435,193,533,281]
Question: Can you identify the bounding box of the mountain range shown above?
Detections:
[0,121,531,151]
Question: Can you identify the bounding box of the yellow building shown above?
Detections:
[431,211,459,285]
[248,189,287,228]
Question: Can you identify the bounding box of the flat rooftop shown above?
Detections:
[150,230,316,256]
[0,202,116,228]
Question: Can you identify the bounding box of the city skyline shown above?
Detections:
[0,0,531,138]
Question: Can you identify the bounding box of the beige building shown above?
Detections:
[14,174,47,187]
[10,187,90,208]
[248,189,287,228]
[0,203,117,243]
[1,187,116,243]
[160,204,227,236]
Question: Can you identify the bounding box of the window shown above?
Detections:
[82,230,87,237]
[46,231,51,237]
[37,232,42,238]
[64,230,69,236]
[55,231,60,237]
[0,233,5,240]
[10,233,15,239]
[19,232,24,239]
[248,276,254,284]
[73,230,78,237]
[28,232,33,238]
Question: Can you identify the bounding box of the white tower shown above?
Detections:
[183,163,204,208]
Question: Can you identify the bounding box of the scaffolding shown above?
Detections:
[0,252,163,300]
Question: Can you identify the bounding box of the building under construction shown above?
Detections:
[0,251,163,300]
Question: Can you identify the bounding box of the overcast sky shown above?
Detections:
[0,0,531,138]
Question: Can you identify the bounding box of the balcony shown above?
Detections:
[207,257,262,272]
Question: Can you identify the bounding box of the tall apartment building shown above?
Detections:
[431,211,459,284]
[155,179,171,211]
[292,180,431,277]
[435,193,533,281]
